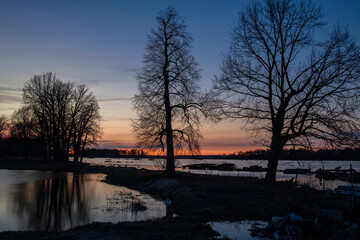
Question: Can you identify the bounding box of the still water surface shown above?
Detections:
[83,158,360,190]
[209,221,269,240]
[0,170,166,232]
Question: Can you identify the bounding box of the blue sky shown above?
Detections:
[1,0,359,153]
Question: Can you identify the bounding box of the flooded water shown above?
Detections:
[83,158,360,190]
[209,221,269,240]
[0,170,166,232]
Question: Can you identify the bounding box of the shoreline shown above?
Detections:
[0,160,359,239]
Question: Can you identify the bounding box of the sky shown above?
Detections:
[1,0,360,155]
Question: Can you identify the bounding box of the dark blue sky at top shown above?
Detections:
[1,0,359,92]
[1,0,360,149]
[0,0,247,91]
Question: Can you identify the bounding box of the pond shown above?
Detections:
[0,170,166,232]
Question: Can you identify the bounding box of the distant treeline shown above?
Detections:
[80,148,147,158]
[218,148,360,161]
[0,137,44,159]
[75,147,360,161]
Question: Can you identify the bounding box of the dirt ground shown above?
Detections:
[0,159,359,239]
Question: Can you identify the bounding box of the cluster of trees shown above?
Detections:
[0,72,101,162]
[133,0,360,182]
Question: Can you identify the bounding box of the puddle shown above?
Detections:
[209,220,269,240]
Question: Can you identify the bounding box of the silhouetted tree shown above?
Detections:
[215,0,360,182]
[70,85,101,163]
[0,115,8,139]
[9,106,37,139]
[23,72,73,161]
[23,72,102,162]
[133,7,209,175]
[9,106,38,157]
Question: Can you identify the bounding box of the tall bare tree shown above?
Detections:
[133,7,207,175]
[215,0,360,182]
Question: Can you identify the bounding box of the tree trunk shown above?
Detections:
[79,134,87,163]
[164,72,175,176]
[40,131,48,161]
[165,127,175,175]
[164,105,175,175]
[73,151,79,163]
[162,34,175,176]
[73,143,81,163]
[265,135,283,183]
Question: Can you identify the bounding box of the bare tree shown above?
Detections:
[70,84,102,163]
[0,115,8,139]
[23,72,73,162]
[10,106,37,139]
[23,72,102,163]
[133,7,208,175]
[9,106,38,157]
[214,0,360,182]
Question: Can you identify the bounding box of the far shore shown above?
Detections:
[71,146,360,161]
[0,159,359,239]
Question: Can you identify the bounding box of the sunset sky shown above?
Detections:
[1,0,360,154]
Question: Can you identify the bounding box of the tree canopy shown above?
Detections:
[133,7,211,175]
[22,72,102,162]
[214,0,360,182]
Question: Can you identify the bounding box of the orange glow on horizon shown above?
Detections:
[99,117,261,156]
[98,146,263,156]
[93,113,267,154]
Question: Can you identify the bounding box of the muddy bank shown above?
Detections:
[0,160,359,239]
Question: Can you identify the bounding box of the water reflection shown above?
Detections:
[13,173,91,231]
[209,221,269,240]
[0,170,166,232]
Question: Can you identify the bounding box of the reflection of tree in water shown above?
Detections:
[13,173,93,231]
